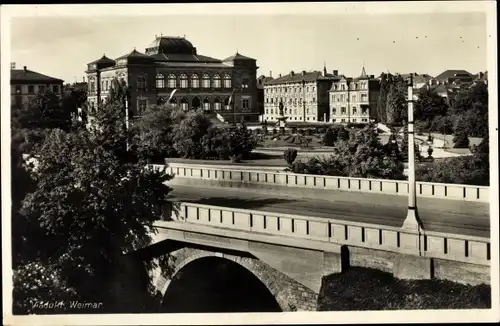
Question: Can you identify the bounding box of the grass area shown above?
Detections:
[318,267,490,311]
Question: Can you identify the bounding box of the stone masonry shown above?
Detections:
[151,247,319,311]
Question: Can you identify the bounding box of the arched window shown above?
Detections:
[212,74,221,88]
[180,97,189,111]
[203,98,211,111]
[224,98,230,110]
[180,74,188,88]
[294,98,297,105]
[156,74,165,89]
[89,78,96,93]
[202,74,210,88]
[289,98,293,104]
[223,74,231,88]
[214,97,222,111]
[191,74,199,88]
[167,74,176,88]
[192,97,201,110]
[137,75,146,90]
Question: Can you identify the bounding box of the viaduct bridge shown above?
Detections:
[129,163,491,312]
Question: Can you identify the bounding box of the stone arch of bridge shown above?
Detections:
[159,250,288,311]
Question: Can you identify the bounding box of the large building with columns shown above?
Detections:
[262,68,340,124]
[85,36,259,122]
[329,67,380,124]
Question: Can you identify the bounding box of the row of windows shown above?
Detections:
[332,82,368,91]
[265,85,316,94]
[265,97,316,104]
[141,97,252,114]
[88,73,248,92]
[265,108,313,115]
[13,84,60,95]
[265,116,318,122]
[156,73,236,89]
[331,107,369,115]
[332,118,369,123]
[331,94,369,102]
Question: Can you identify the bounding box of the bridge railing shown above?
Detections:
[149,163,490,203]
[164,201,490,267]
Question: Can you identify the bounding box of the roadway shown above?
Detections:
[168,185,490,238]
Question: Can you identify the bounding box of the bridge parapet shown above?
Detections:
[149,163,490,203]
[165,202,490,267]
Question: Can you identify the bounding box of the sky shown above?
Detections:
[8,8,489,84]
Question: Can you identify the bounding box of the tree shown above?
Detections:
[12,90,72,131]
[322,127,337,146]
[453,117,470,148]
[449,83,488,138]
[337,125,349,141]
[284,148,298,167]
[292,125,405,180]
[172,109,212,159]
[385,75,407,125]
[134,104,179,162]
[414,88,448,123]
[15,97,175,314]
[376,73,391,123]
[62,82,88,121]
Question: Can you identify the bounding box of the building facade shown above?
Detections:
[10,64,64,110]
[329,68,380,124]
[262,68,339,123]
[85,36,259,122]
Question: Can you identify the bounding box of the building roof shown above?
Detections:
[88,54,116,66]
[264,71,337,85]
[145,36,196,55]
[116,48,152,60]
[223,52,256,62]
[11,68,64,83]
[434,69,473,82]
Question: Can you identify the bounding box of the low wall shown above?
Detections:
[149,163,490,203]
[166,202,490,268]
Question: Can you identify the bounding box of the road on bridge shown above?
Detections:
[168,185,490,238]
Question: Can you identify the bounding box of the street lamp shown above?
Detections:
[402,73,423,233]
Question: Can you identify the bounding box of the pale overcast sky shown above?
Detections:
[9,9,488,83]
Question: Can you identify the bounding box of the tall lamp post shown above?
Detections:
[402,73,423,233]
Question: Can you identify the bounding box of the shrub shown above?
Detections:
[453,132,470,148]
[283,148,298,166]
[322,127,337,146]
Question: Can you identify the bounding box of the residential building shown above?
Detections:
[85,36,259,123]
[10,63,64,110]
[432,69,474,85]
[263,67,339,123]
[329,67,380,124]
[257,74,274,118]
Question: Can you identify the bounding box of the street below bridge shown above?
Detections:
[167,185,490,238]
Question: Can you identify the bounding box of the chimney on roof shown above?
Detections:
[269,70,272,78]
[23,66,27,72]
[279,73,282,78]
[290,70,295,76]
[83,76,86,83]
[10,62,16,69]
[333,70,338,76]
[302,71,306,76]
